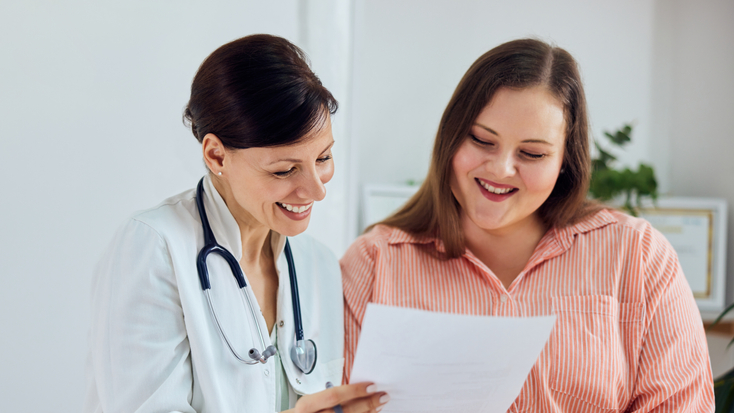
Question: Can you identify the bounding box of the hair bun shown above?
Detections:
[183,106,199,140]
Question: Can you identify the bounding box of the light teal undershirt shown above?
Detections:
[271,325,294,412]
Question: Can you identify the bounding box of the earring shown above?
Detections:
[217,171,222,176]
[560,167,565,174]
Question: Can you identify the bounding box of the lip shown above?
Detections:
[475,178,517,202]
[277,202,313,221]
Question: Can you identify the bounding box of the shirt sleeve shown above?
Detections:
[339,231,380,384]
[626,226,715,412]
[87,218,196,413]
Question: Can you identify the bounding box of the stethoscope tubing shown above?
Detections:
[203,288,266,365]
[194,177,312,369]
[284,240,305,341]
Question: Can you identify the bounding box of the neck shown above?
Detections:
[210,174,273,264]
[462,213,548,288]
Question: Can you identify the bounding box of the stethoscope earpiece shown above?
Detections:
[249,345,277,363]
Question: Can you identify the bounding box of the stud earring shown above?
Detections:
[218,171,222,176]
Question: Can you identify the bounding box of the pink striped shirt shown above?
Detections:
[341,209,714,412]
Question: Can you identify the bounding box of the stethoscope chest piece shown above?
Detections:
[291,339,317,374]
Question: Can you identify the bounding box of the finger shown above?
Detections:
[296,382,377,412]
[341,392,390,413]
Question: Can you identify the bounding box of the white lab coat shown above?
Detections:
[84,175,344,413]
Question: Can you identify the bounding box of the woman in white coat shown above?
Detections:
[85,34,388,413]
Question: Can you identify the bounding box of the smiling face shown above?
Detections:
[204,116,335,237]
[450,86,566,237]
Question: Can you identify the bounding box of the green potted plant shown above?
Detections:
[588,123,658,215]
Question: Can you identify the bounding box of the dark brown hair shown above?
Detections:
[184,34,337,149]
[374,38,602,258]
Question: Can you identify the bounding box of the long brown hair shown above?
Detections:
[373,38,601,258]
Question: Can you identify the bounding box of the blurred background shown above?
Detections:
[0,0,732,410]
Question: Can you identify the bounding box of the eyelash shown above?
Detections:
[469,134,546,160]
[273,155,333,177]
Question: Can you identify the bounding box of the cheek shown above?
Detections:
[320,162,335,184]
[522,163,562,194]
[451,143,478,179]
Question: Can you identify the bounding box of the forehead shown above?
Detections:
[242,119,334,163]
[475,87,566,144]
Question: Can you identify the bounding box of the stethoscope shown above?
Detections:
[195,178,317,374]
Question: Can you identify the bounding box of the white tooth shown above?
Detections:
[481,181,512,194]
[286,204,293,211]
[296,206,304,213]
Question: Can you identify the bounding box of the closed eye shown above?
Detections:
[274,155,331,177]
[273,167,296,177]
[470,134,494,146]
[522,151,546,159]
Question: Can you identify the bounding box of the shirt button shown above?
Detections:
[500,295,508,303]
[279,320,285,327]
[264,369,270,377]
[296,378,302,385]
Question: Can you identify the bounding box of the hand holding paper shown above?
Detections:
[350,304,556,413]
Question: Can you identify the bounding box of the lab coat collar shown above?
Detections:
[201,174,286,263]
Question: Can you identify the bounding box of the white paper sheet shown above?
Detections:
[350,304,556,413]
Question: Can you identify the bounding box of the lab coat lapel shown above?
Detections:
[202,174,243,262]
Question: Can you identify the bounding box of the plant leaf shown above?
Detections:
[710,302,734,329]
[604,124,633,146]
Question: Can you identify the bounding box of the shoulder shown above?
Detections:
[342,225,397,263]
[569,208,670,249]
[127,188,198,238]
[568,208,680,279]
[350,224,429,252]
[98,188,199,271]
[341,224,435,272]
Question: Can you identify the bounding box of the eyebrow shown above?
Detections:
[474,123,554,146]
[267,140,335,165]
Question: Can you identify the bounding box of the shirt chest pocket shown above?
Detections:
[548,296,644,411]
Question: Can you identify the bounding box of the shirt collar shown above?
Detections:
[550,208,618,251]
[384,208,618,258]
[202,174,286,263]
[386,226,448,253]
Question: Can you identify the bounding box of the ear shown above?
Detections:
[202,133,226,174]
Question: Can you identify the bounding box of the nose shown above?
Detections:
[295,165,329,201]
[486,150,516,178]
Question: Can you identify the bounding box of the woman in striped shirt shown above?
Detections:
[341,39,714,412]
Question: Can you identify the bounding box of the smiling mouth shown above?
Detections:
[476,179,518,195]
[277,202,313,214]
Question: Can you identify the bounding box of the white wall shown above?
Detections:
[651,0,734,303]
[350,0,656,193]
[0,1,309,411]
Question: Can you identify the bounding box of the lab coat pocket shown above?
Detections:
[323,357,345,385]
[548,296,643,411]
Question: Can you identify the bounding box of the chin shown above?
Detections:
[276,222,310,237]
